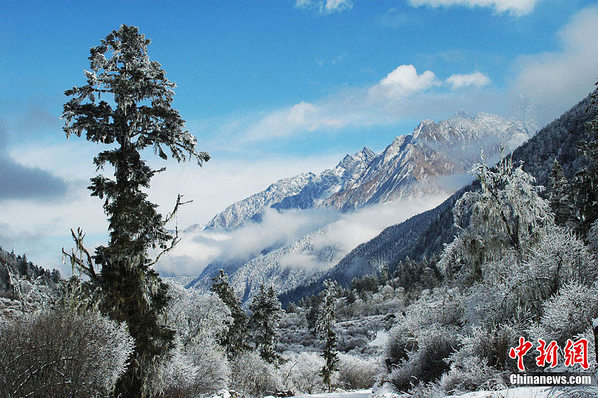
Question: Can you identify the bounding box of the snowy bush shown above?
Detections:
[385,322,416,371]
[461,325,520,373]
[407,382,446,398]
[525,225,598,289]
[281,352,326,394]
[389,325,461,392]
[439,325,519,393]
[337,353,381,390]
[187,338,231,395]
[385,288,463,373]
[441,355,506,394]
[149,341,199,397]
[165,282,232,343]
[528,281,598,344]
[0,309,133,398]
[156,337,230,398]
[160,283,232,397]
[230,351,283,397]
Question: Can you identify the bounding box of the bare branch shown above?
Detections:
[163,194,192,225]
[61,228,98,282]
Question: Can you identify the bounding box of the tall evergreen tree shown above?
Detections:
[549,159,575,227]
[62,25,209,397]
[443,156,552,283]
[317,279,339,392]
[211,270,249,357]
[249,284,282,363]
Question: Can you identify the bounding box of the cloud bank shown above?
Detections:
[513,5,598,122]
[241,64,496,142]
[156,194,448,276]
[408,0,540,16]
[0,128,68,201]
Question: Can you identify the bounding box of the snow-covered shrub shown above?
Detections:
[230,351,283,397]
[441,326,512,394]
[385,322,416,371]
[528,281,598,344]
[525,225,598,288]
[337,353,381,389]
[281,352,326,394]
[157,337,230,398]
[440,356,505,395]
[462,325,520,373]
[187,338,231,395]
[389,325,461,392]
[407,382,446,398]
[161,283,233,397]
[0,308,133,398]
[462,225,597,327]
[385,288,463,373]
[149,341,199,397]
[338,334,370,352]
[165,282,232,343]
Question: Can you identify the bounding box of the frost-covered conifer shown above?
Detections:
[441,156,552,282]
[211,269,249,357]
[249,284,282,363]
[317,279,340,392]
[61,25,209,397]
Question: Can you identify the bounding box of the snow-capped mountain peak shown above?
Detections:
[185,112,532,300]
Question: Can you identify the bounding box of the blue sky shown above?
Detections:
[1,0,598,272]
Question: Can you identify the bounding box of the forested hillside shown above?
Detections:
[0,247,61,297]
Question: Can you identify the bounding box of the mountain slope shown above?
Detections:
[195,173,315,232]
[324,112,530,210]
[200,112,531,232]
[187,112,533,301]
[280,93,597,305]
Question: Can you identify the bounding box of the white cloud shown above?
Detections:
[295,0,353,14]
[408,0,540,16]
[242,64,497,142]
[157,207,340,275]
[243,101,347,140]
[370,64,439,99]
[446,72,491,89]
[513,5,598,122]
[324,0,353,13]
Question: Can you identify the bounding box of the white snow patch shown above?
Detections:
[368,331,389,348]
[292,390,372,398]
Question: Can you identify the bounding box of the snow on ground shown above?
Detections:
[287,386,598,398]
[290,390,372,398]
[447,387,554,397]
